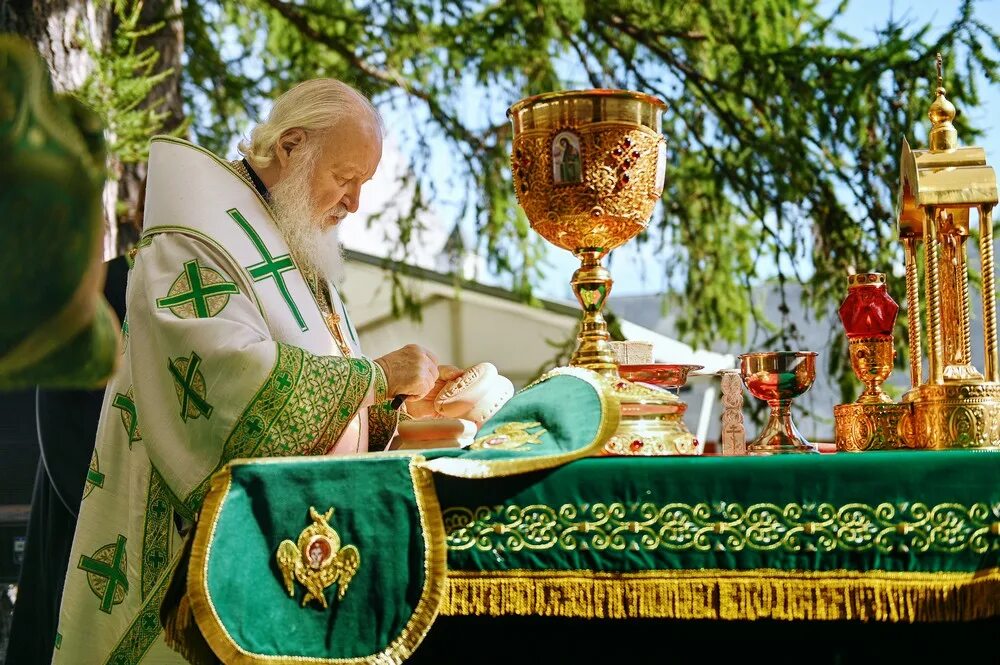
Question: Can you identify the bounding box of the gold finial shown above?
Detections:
[928,52,957,151]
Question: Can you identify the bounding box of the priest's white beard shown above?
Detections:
[269,148,346,285]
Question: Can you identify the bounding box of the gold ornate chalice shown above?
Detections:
[739,351,818,454]
[508,89,697,456]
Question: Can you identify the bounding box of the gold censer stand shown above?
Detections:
[508,89,697,455]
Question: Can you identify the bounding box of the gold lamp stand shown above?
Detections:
[508,90,698,456]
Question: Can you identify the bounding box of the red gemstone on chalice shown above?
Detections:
[630,439,643,452]
[838,273,898,338]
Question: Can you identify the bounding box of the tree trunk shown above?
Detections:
[2,0,185,257]
[2,0,117,255]
[116,0,185,252]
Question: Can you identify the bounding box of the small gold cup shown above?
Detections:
[739,351,818,454]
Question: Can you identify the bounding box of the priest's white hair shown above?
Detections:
[238,78,383,167]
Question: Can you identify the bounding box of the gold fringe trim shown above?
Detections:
[441,568,1000,623]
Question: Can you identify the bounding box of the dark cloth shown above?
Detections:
[241,158,270,201]
[6,256,128,665]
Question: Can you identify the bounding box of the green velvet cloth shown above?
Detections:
[195,456,441,661]
[435,451,1000,575]
[0,37,118,390]
[424,368,616,477]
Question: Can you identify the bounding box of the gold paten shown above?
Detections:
[508,89,696,456]
[895,54,1000,450]
[276,506,360,608]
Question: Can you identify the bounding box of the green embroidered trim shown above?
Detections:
[83,450,104,500]
[368,361,399,450]
[155,258,239,319]
[54,632,61,650]
[167,351,213,422]
[443,501,1000,555]
[227,208,307,331]
[103,557,173,665]
[182,343,374,513]
[121,317,128,354]
[111,387,142,447]
[140,469,172,601]
[78,534,128,614]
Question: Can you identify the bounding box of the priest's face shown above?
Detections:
[305,117,382,228]
[269,113,381,282]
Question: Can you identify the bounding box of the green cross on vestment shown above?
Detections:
[227,208,307,331]
[83,452,104,500]
[86,467,105,489]
[111,390,142,446]
[168,352,214,421]
[245,417,264,436]
[156,259,239,319]
[78,534,129,613]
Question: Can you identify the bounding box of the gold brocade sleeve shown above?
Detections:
[367,360,400,451]
[182,342,376,515]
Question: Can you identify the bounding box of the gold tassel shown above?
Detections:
[441,568,1000,623]
[161,533,220,665]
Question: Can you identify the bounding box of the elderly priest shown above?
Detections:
[53,79,451,664]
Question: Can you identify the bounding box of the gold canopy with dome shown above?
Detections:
[895,54,1000,449]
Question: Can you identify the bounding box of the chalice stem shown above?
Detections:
[768,399,794,436]
[569,249,617,376]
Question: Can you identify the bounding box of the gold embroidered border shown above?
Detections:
[104,550,185,664]
[183,344,374,513]
[440,568,1000,622]
[443,500,1000,555]
[422,366,619,478]
[140,469,173,600]
[367,362,398,451]
[187,455,447,664]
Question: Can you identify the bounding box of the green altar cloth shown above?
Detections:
[434,451,1000,623]
[188,449,999,664]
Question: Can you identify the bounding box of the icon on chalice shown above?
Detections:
[508,90,697,455]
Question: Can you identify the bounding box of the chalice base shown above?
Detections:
[833,402,909,452]
[602,380,700,456]
[903,381,1000,450]
[747,411,817,455]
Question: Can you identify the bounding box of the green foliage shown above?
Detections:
[178,0,998,367]
[78,0,184,166]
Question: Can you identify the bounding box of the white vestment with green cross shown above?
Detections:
[53,137,399,664]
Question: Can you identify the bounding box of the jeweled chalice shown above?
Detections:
[508,89,697,455]
[739,351,818,454]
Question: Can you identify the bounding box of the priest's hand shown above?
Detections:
[375,345,439,402]
[405,365,464,419]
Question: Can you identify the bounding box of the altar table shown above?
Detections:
[413,451,1000,662]
[191,450,1000,663]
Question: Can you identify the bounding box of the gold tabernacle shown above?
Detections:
[895,54,1000,449]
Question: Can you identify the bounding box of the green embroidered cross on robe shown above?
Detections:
[53,137,399,664]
